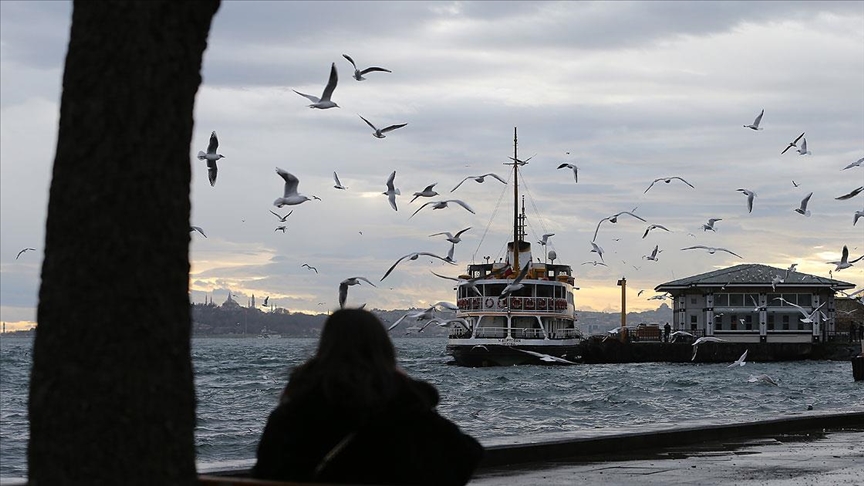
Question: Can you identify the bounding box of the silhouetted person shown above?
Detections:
[253,308,483,485]
[664,322,671,343]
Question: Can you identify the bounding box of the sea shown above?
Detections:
[2,335,863,481]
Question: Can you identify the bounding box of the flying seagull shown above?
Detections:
[589,241,605,262]
[342,54,391,81]
[794,192,813,217]
[410,183,439,203]
[827,245,864,271]
[772,297,826,323]
[274,226,286,233]
[644,176,694,193]
[743,109,764,130]
[581,260,608,267]
[16,247,35,260]
[515,348,577,365]
[669,330,694,343]
[681,245,742,259]
[430,271,483,296]
[409,199,475,219]
[691,336,727,361]
[557,163,578,183]
[429,227,472,244]
[797,137,811,155]
[784,263,798,280]
[381,251,457,281]
[358,115,407,139]
[499,262,531,299]
[333,172,347,190]
[836,186,863,200]
[593,209,646,241]
[382,170,400,211]
[736,188,757,213]
[727,349,748,368]
[451,173,506,192]
[701,218,722,232]
[269,209,293,222]
[748,374,779,386]
[190,226,207,238]
[273,168,312,207]
[338,276,376,309]
[538,233,555,246]
[301,263,318,274]
[642,224,670,239]
[197,131,225,187]
[293,62,339,109]
[643,244,661,261]
[781,132,805,155]
[262,296,269,307]
[842,157,864,170]
[854,209,864,226]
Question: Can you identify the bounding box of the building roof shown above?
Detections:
[655,264,855,291]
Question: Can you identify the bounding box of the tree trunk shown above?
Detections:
[29,1,219,484]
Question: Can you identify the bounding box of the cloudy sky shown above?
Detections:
[2,1,863,331]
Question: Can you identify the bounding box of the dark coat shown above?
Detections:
[252,374,483,485]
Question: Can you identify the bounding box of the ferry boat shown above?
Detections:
[446,129,584,366]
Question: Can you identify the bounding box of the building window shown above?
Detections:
[690,315,698,331]
[729,294,744,307]
[797,294,812,307]
[782,315,790,330]
[715,294,729,306]
[690,296,697,305]
[730,314,738,330]
[767,314,774,330]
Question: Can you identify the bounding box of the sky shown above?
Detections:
[1,1,863,332]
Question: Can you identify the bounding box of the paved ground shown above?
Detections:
[469,428,864,485]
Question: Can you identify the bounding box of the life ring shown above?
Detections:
[537,298,547,310]
[555,299,567,310]
[485,298,495,309]
[524,298,536,310]
[511,297,523,310]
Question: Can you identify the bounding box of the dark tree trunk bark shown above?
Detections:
[29,1,219,484]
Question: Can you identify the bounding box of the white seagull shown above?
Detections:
[842,157,864,170]
[827,245,864,271]
[342,54,391,81]
[681,245,742,259]
[669,330,694,343]
[701,218,722,232]
[727,349,748,368]
[590,241,605,262]
[736,188,757,213]
[499,263,531,299]
[854,209,864,226]
[269,210,293,222]
[190,226,207,238]
[197,131,225,187]
[410,183,439,203]
[382,170,400,211]
[358,115,407,139]
[642,224,670,239]
[515,348,578,365]
[644,176,694,193]
[794,192,813,217]
[451,173,506,192]
[748,374,779,386]
[836,186,863,200]
[772,297,826,323]
[593,210,646,241]
[409,199,475,219]
[538,233,555,246]
[784,263,798,280]
[781,132,805,155]
[338,276,376,309]
[691,336,727,361]
[273,168,312,207]
[430,271,483,296]
[643,244,661,261]
[301,263,318,274]
[429,227,472,244]
[556,163,578,183]
[16,247,35,260]
[581,260,608,267]
[333,172,347,190]
[743,109,764,130]
[797,137,811,155]
[293,62,339,109]
[381,250,457,281]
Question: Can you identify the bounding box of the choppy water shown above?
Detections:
[2,336,863,480]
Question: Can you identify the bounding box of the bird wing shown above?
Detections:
[451,177,471,192]
[190,226,207,238]
[292,89,320,103]
[207,159,218,187]
[359,115,378,131]
[342,53,358,70]
[799,138,808,153]
[428,231,452,238]
[409,202,433,219]
[799,192,813,210]
[792,131,805,145]
[644,179,659,193]
[841,245,849,263]
[422,183,437,192]
[338,282,348,309]
[356,276,377,287]
[717,248,742,258]
[752,110,763,127]
[430,271,459,282]
[381,254,414,281]
[842,157,864,170]
[333,171,342,187]
[681,245,708,251]
[276,168,300,197]
[380,123,407,133]
[207,131,218,153]
[482,173,506,184]
[359,66,391,75]
[388,314,409,332]
[454,227,472,238]
[385,170,397,191]
[620,211,647,222]
[448,199,475,214]
[592,217,610,241]
[674,176,695,188]
[320,62,338,101]
[836,186,863,200]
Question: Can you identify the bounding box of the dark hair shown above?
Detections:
[281,309,398,415]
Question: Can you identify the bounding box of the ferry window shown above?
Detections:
[767,314,775,330]
[715,294,729,306]
[536,285,552,298]
[782,315,790,330]
[797,294,812,307]
[729,294,744,307]
[485,284,506,296]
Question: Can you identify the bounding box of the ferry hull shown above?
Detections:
[446,340,582,367]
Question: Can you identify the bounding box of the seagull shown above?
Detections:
[429,227,471,244]
[342,54,391,81]
[338,276,376,309]
[794,192,813,217]
[381,250,457,281]
[499,262,531,299]
[593,210,646,241]
[836,186,863,200]
[190,226,207,238]
[273,168,312,207]
[781,132,805,154]
[701,218,722,232]
[669,330,694,343]
[556,163,578,183]
[854,209,864,226]
[842,157,864,170]
[333,172,347,190]
[409,183,439,203]
[451,173,506,192]
[358,115,407,139]
[262,296,269,307]
[772,297,826,323]
[681,245,742,259]
[581,260,608,267]
[301,263,318,274]
[797,137,811,155]
[16,247,35,260]
[827,245,864,271]
[644,176,694,193]
[691,336,727,361]
[382,170,400,211]
[515,348,577,365]
[538,233,555,246]
[727,349,748,368]
[792,180,799,187]
[409,199,475,219]
[643,244,661,261]
[430,271,483,296]
[269,210,293,222]
[743,109,764,130]
[770,275,784,292]
[589,241,605,262]
[784,263,798,280]
[637,289,645,297]
[736,189,757,213]
[748,374,779,386]
[293,62,339,109]
[642,224,670,239]
[648,293,670,301]
[197,131,225,187]
[274,226,286,233]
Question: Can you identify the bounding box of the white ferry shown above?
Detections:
[446,129,584,366]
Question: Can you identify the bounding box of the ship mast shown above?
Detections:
[512,127,520,273]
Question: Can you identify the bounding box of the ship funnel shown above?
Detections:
[507,241,532,268]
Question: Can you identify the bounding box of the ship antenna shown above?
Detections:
[506,127,530,274]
